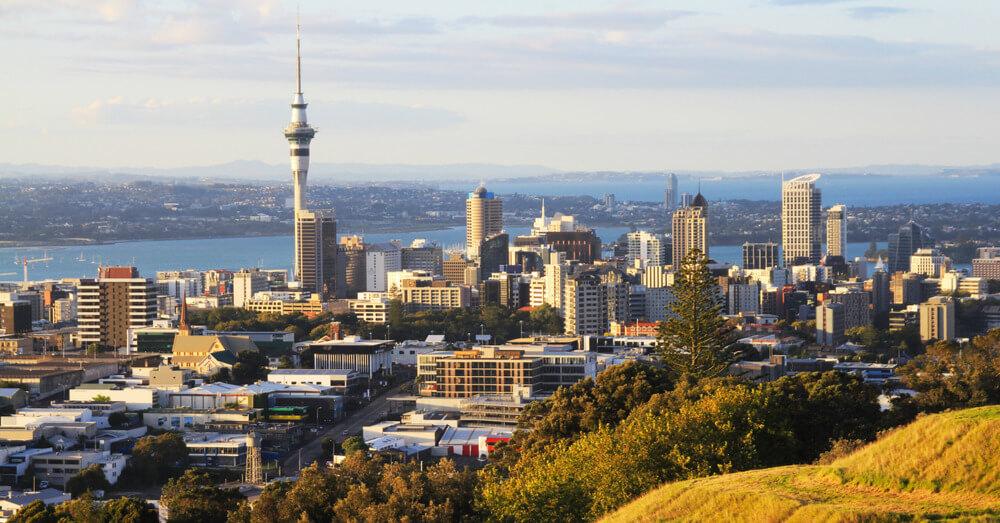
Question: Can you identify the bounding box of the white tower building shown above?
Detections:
[285,21,317,281]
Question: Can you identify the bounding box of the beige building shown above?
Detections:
[171,335,258,371]
[826,205,847,257]
[563,271,608,336]
[244,294,324,315]
[466,185,503,259]
[919,296,955,342]
[782,174,822,266]
[671,193,708,268]
[910,249,952,278]
[349,292,391,324]
[400,281,471,312]
[77,267,157,350]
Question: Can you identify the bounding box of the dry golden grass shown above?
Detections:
[602,406,1000,522]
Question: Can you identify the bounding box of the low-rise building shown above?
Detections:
[0,488,70,521]
[185,433,253,468]
[29,450,127,488]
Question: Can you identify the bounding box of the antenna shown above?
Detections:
[296,7,302,94]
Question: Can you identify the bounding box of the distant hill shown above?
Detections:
[603,406,1000,521]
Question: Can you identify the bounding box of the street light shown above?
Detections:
[316,407,323,429]
[480,324,485,345]
[519,320,524,338]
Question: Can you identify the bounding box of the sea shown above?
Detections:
[0,229,910,283]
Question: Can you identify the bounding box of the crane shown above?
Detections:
[16,254,53,284]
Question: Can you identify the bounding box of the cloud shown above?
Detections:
[461,9,694,31]
[70,97,464,131]
[848,6,912,19]
[771,0,854,5]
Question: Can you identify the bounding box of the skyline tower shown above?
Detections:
[782,174,822,266]
[664,173,678,210]
[466,185,503,259]
[671,192,708,268]
[285,20,317,283]
[826,204,847,257]
[295,210,337,299]
[887,221,933,274]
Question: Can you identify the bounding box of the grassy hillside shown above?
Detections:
[603,406,1000,522]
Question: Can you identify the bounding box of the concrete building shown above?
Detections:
[671,193,708,267]
[295,209,337,300]
[627,231,669,268]
[742,243,780,270]
[349,292,391,324]
[29,450,127,487]
[822,288,871,331]
[919,296,955,342]
[311,337,394,377]
[233,270,268,308]
[399,280,471,313]
[664,173,678,210]
[816,303,846,347]
[972,247,1000,280]
[466,185,503,259]
[728,283,761,315]
[337,236,367,299]
[76,267,157,350]
[826,205,847,257]
[401,240,443,275]
[910,248,951,278]
[782,174,822,266]
[366,243,402,293]
[563,271,608,336]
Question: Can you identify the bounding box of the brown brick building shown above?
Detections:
[77,267,157,350]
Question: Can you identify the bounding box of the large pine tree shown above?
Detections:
[655,248,737,378]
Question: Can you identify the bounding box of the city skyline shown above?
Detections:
[3,1,1000,172]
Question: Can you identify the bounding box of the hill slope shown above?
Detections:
[603,406,1000,522]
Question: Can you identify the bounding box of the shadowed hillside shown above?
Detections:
[603,406,1000,522]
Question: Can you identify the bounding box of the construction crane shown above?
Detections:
[16,254,53,284]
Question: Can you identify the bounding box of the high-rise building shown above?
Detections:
[816,303,846,347]
[891,272,924,305]
[365,243,402,293]
[972,247,1000,280]
[627,231,669,268]
[0,300,31,334]
[466,185,503,259]
[822,288,870,330]
[742,243,780,270]
[285,23,318,281]
[728,282,761,315]
[77,267,157,350]
[563,271,608,335]
[919,296,954,342]
[664,173,678,210]
[400,240,443,275]
[233,270,269,308]
[479,233,510,280]
[887,221,933,274]
[295,210,337,299]
[826,205,847,257]
[671,193,708,267]
[910,248,951,278]
[870,269,891,315]
[782,174,822,266]
[442,254,478,286]
[680,192,693,207]
[337,236,367,299]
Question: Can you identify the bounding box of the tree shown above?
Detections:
[528,304,564,335]
[162,469,243,523]
[342,436,369,457]
[232,351,269,385]
[102,497,159,523]
[515,361,673,456]
[320,437,335,459]
[654,248,736,378]
[209,368,232,383]
[91,394,111,403]
[66,463,111,497]
[128,432,188,485]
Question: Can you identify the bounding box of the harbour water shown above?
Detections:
[0,230,899,283]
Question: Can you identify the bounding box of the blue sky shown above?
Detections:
[2,0,1000,172]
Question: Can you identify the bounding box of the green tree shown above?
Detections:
[8,500,56,523]
[91,394,111,403]
[209,368,232,383]
[128,432,188,485]
[232,351,269,385]
[66,463,111,497]
[528,303,564,335]
[108,411,129,428]
[654,248,736,378]
[342,436,369,457]
[102,497,159,523]
[162,469,243,523]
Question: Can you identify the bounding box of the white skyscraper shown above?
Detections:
[782,174,822,266]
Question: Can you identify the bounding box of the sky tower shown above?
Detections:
[285,20,316,213]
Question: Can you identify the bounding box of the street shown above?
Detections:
[278,380,411,476]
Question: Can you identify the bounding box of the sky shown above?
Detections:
[2,0,1000,173]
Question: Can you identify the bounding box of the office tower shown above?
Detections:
[285,23,318,281]
[891,272,924,305]
[728,282,761,315]
[365,243,402,293]
[782,174,822,266]
[442,254,478,286]
[233,270,269,308]
[0,300,31,334]
[337,236,367,299]
[77,267,156,350]
[603,193,616,210]
[887,221,933,274]
[563,271,608,335]
[466,185,503,259]
[479,233,510,280]
[742,242,780,269]
[295,210,337,299]
[823,288,871,330]
[401,240,443,275]
[909,248,951,278]
[671,192,708,268]
[544,231,602,264]
[627,231,669,268]
[919,296,954,342]
[826,205,847,257]
[816,303,846,347]
[680,192,693,207]
[664,173,678,210]
[972,247,1000,279]
[870,269,891,315]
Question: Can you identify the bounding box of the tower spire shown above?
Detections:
[296,8,302,94]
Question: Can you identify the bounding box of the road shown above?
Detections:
[279,381,411,476]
